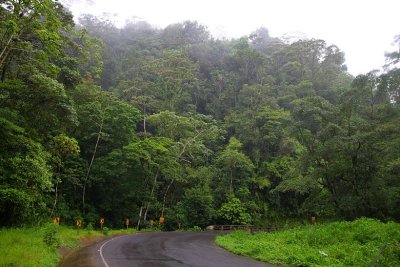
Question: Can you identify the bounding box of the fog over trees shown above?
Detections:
[1,1,399,228]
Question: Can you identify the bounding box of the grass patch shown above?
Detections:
[0,224,137,267]
[215,218,400,267]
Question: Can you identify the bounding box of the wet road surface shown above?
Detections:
[60,231,276,267]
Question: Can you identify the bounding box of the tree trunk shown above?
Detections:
[1,55,10,81]
[49,181,59,218]
[161,179,174,217]
[82,115,104,215]
[230,169,233,194]
[0,34,14,67]
[143,105,147,134]
[136,206,143,230]
[50,166,62,217]
[143,170,159,222]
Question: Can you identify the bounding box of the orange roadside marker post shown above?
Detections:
[76,219,82,233]
[100,218,105,231]
[125,218,129,229]
[311,216,316,224]
[159,217,165,224]
[53,217,60,225]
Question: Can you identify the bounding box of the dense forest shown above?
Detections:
[1,0,399,229]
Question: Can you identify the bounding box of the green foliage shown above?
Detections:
[102,226,110,236]
[43,224,60,248]
[0,113,52,226]
[49,133,80,171]
[0,225,107,267]
[188,225,202,231]
[0,75,78,137]
[1,0,400,234]
[86,222,94,233]
[178,185,214,228]
[215,137,255,196]
[49,134,80,157]
[216,218,400,267]
[0,227,59,267]
[124,137,180,178]
[217,196,252,225]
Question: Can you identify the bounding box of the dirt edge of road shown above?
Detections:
[57,234,128,267]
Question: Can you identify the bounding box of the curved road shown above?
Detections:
[61,232,275,267]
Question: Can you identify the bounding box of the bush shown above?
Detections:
[217,196,251,225]
[86,222,94,233]
[102,226,109,236]
[189,226,202,232]
[180,186,214,228]
[43,224,60,248]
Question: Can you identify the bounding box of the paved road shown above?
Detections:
[60,232,276,267]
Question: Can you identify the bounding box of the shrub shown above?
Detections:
[43,224,60,248]
[218,196,251,225]
[102,227,109,236]
[86,222,94,233]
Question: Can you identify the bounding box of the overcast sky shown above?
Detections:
[62,0,400,76]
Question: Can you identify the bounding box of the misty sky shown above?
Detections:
[62,0,400,76]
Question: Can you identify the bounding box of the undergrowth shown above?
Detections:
[0,224,136,267]
[216,218,400,267]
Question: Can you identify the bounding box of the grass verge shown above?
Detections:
[0,224,136,267]
[215,218,400,267]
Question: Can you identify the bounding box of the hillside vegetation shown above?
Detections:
[216,218,400,267]
[0,1,399,231]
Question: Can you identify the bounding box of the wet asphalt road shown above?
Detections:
[61,231,276,267]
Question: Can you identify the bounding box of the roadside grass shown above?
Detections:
[215,218,400,267]
[0,224,137,267]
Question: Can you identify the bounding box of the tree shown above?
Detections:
[0,74,77,140]
[147,111,223,164]
[123,137,180,228]
[381,35,400,104]
[177,185,214,228]
[161,21,209,47]
[48,133,80,217]
[215,137,254,198]
[0,0,103,82]
[0,111,52,226]
[70,82,140,215]
[231,39,269,85]
[0,0,62,75]
[250,27,283,55]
